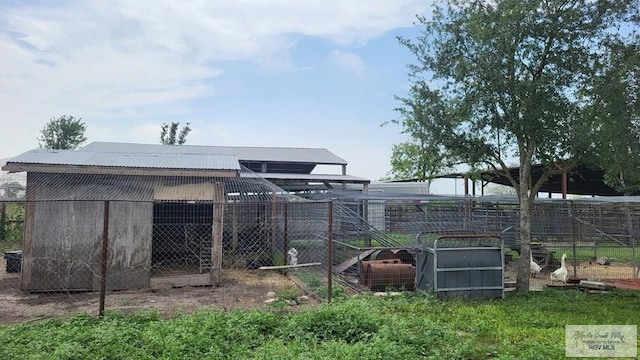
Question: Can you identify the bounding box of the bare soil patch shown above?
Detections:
[0,258,320,324]
[2,256,637,324]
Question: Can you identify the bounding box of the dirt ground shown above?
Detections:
[1,257,638,325]
[0,258,321,324]
[504,260,640,290]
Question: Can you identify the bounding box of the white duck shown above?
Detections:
[530,252,542,278]
[550,253,568,284]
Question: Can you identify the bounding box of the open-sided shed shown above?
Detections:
[2,142,369,292]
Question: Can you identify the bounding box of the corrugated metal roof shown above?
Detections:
[5,149,240,170]
[79,141,348,165]
[241,172,370,183]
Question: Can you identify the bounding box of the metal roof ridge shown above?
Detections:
[84,141,332,151]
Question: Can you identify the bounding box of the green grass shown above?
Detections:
[547,246,637,263]
[1,289,639,359]
[293,270,347,300]
[507,246,638,265]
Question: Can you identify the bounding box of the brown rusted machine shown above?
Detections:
[360,253,416,291]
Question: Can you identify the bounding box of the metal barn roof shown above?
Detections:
[239,172,369,192]
[79,142,348,165]
[2,142,370,192]
[243,172,368,182]
[2,149,240,175]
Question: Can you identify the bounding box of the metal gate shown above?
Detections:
[415,234,504,299]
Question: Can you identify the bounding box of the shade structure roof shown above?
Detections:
[441,164,637,196]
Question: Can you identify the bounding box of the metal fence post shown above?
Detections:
[99,200,109,318]
[571,201,578,278]
[327,200,333,302]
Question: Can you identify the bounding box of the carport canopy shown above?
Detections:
[438,164,636,197]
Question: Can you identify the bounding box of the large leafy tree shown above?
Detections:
[586,27,640,253]
[588,37,640,195]
[37,115,87,150]
[160,122,192,145]
[396,0,636,292]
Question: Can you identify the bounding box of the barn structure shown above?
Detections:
[2,142,370,292]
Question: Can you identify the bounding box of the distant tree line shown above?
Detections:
[37,116,193,149]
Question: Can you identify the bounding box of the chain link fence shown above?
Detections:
[329,194,639,296]
[1,178,640,320]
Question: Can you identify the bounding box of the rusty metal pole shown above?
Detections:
[99,200,110,318]
[327,200,333,303]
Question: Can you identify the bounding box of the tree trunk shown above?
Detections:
[515,160,532,292]
[516,195,532,292]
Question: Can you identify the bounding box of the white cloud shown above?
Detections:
[0,0,428,161]
[111,0,427,54]
[329,49,367,78]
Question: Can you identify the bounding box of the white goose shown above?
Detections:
[530,252,542,278]
[550,253,568,284]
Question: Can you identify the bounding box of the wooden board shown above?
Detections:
[259,262,321,270]
[579,280,613,290]
[334,249,376,274]
[546,283,577,289]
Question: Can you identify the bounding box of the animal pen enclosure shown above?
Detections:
[325,193,640,294]
[1,170,640,316]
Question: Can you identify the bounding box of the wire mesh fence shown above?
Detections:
[328,195,639,296]
[1,171,640,321]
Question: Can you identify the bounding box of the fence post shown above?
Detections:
[571,201,578,278]
[633,203,638,278]
[634,235,638,278]
[626,202,637,278]
[271,192,277,254]
[211,183,225,286]
[99,200,110,318]
[283,202,288,266]
[328,200,333,302]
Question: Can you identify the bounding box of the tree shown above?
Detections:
[587,37,640,195]
[0,182,25,199]
[396,0,636,292]
[160,122,191,145]
[0,182,25,243]
[385,84,454,183]
[38,115,87,150]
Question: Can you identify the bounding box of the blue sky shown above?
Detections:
[0,1,464,193]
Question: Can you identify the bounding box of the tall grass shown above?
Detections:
[1,289,638,359]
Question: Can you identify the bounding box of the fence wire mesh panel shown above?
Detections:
[328,195,639,295]
[279,202,330,299]
[2,167,640,321]
[152,201,214,277]
[220,201,329,270]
